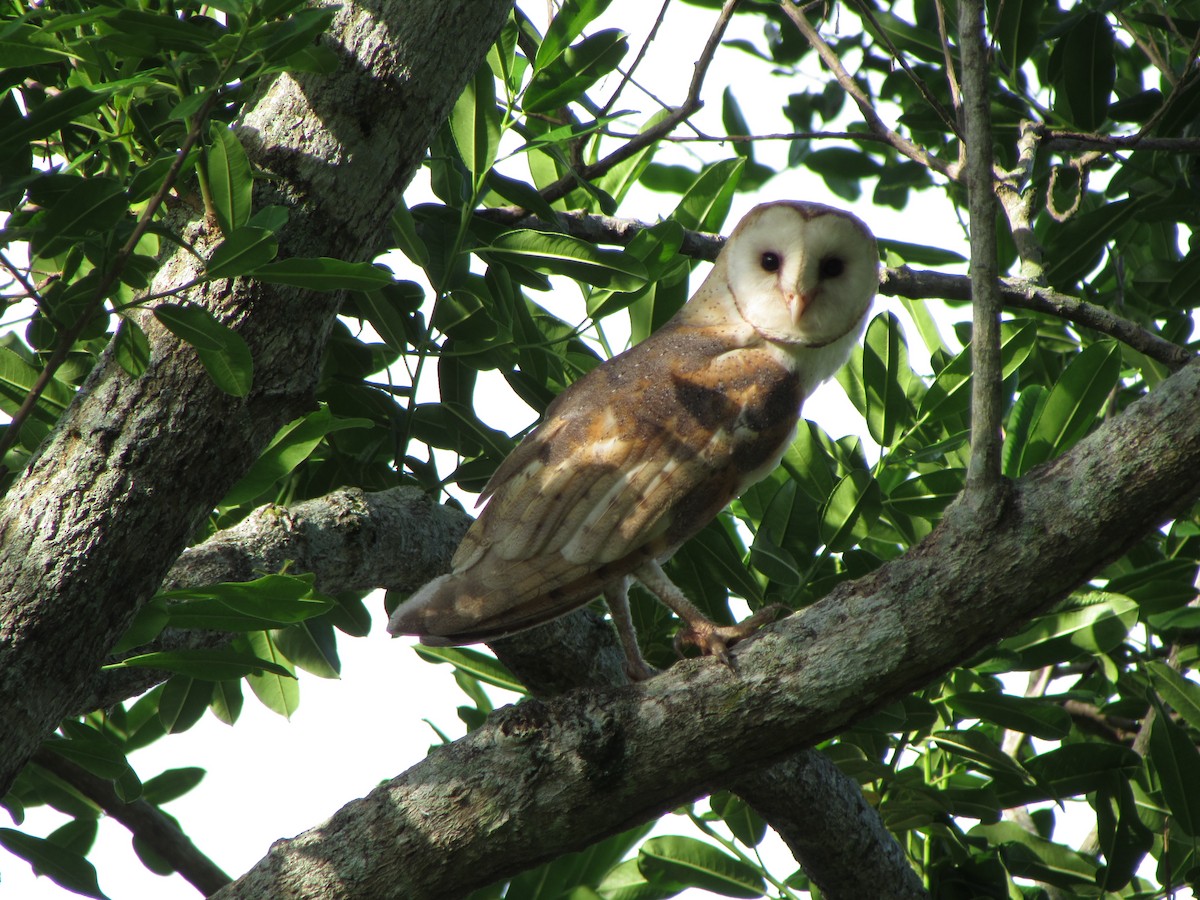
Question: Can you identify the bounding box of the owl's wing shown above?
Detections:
[388,326,801,644]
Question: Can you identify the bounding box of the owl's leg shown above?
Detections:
[602,578,659,682]
[634,561,784,666]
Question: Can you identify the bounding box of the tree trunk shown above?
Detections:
[0,0,513,797]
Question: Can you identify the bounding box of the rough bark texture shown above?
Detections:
[209,358,1200,898]
[0,0,513,797]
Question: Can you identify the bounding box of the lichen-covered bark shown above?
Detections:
[211,358,1200,898]
[0,0,512,796]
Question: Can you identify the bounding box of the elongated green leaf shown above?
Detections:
[1095,774,1153,891]
[533,0,613,71]
[886,468,964,519]
[0,26,75,66]
[1149,705,1200,834]
[995,592,1138,667]
[0,829,109,900]
[252,257,394,291]
[942,691,1071,740]
[414,646,525,694]
[931,729,1036,784]
[245,631,300,718]
[710,792,768,848]
[273,619,341,679]
[671,158,745,233]
[0,347,75,423]
[154,303,253,397]
[1059,12,1115,131]
[862,312,913,447]
[1001,384,1047,478]
[1021,341,1120,470]
[598,857,683,900]
[1145,660,1200,732]
[223,406,370,505]
[480,230,647,290]
[989,0,1046,73]
[205,226,278,279]
[141,767,205,806]
[44,726,131,781]
[971,820,1098,887]
[524,29,628,114]
[638,836,764,898]
[0,86,111,153]
[207,124,253,235]
[819,468,881,552]
[104,648,295,681]
[450,63,501,181]
[920,320,1036,420]
[33,176,128,258]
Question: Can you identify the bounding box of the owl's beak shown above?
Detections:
[785,290,810,326]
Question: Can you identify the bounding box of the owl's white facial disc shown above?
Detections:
[725,202,878,348]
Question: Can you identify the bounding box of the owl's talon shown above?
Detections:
[673,605,788,665]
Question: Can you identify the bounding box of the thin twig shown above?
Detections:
[0,92,220,465]
[958,0,1004,492]
[779,1,959,181]
[602,128,893,145]
[598,0,672,118]
[33,747,232,895]
[530,0,743,209]
[1041,130,1200,154]
[473,207,1196,371]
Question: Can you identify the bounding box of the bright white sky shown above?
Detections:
[7,2,1145,899]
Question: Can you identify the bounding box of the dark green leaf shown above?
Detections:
[154,303,253,397]
[638,836,764,898]
[207,124,253,235]
[450,63,501,181]
[942,691,1071,741]
[1021,341,1120,470]
[103,648,296,681]
[0,828,109,899]
[245,631,300,718]
[1059,12,1115,131]
[140,767,205,806]
[819,469,882,552]
[253,258,395,291]
[533,0,614,70]
[1150,699,1200,834]
[479,230,647,290]
[524,29,628,114]
[862,312,913,447]
[205,226,279,279]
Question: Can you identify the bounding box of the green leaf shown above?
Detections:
[920,319,1037,421]
[819,469,882,552]
[103,648,296,681]
[414,646,525,694]
[1021,341,1120,470]
[970,820,1098,887]
[1146,660,1200,733]
[273,619,341,679]
[0,85,112,153]
[155,574,335,631]
[205,226,279,279]
[671,158,745,233]
[886,469,964,519]
[1019,743,1142,803]
[113,318,151,378]
[942,691,1071,741]
[995,591,1138,667]
[1150,699,1200,834]
[931,729,1036,785]
[1001,385,1047,478]
[0,828,109,900]
[638,836,764,898]
[710,792,768,848]
[154,303,253,397]
[450,63,501,181]
[33,176,128,258]
[0,25,75,66]
[1059,12,1115,131]
[479,230,647,290]
[207,124,253,235]
[223,406,369,505]
[44,725,132,781]
[140,767,205,806]
[0,346,76,424]
[533,0,614,71]
[989,0,1046,73]
[524,29,628,114]
[245,631,300,718]
[252,257,394,291]
[862,312,913,447]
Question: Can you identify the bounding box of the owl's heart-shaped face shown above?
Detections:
[722,202,878,349]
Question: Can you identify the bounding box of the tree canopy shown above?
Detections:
[2,0,1200,898]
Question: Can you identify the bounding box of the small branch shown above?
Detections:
[32,747,232,896]
[1039,130,1200,154]
[602,128,895,146]
[531,0,742,208]
[959,0,1004,493]
[780,1,959,181]
[473,208,1196,372]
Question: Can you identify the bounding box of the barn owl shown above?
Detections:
[389,201,878,679]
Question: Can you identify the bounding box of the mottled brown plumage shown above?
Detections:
[389,201,878,678]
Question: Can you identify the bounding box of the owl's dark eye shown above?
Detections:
[760,251,781,272]
[819,255,845,279]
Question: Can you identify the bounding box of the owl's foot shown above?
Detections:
[673,605,787,665]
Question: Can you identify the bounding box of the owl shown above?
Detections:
[389,201,878,679]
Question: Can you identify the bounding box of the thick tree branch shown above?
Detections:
[211,355,1200,898]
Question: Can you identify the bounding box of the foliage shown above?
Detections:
[1,0,1200,897]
